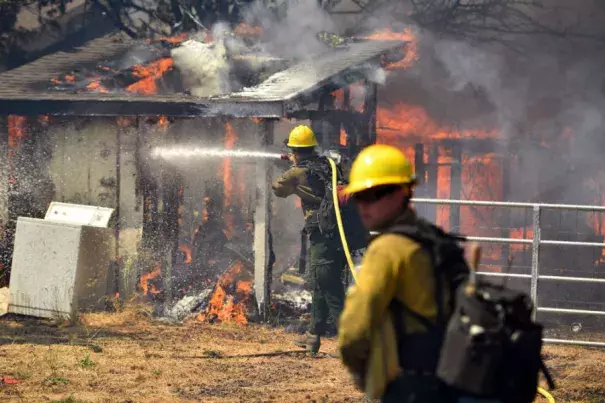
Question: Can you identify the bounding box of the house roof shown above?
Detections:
[0,33,404,118]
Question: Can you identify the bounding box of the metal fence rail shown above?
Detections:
[412,197,605,348]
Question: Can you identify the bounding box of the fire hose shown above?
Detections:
[538,387,555,403]
[326,156,358,283]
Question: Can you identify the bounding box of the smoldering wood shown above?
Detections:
[363,79,377,146]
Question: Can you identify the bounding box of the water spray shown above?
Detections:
[150,146,290,161]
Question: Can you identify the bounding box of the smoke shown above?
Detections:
[363,3,605,207]
[170,24,232,97]
[244,0,338,61]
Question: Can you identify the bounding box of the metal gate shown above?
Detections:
[411,198,605,348]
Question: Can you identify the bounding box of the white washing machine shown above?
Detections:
[8,202,114,319]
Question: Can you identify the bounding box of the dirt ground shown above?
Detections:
[0,304,604,403]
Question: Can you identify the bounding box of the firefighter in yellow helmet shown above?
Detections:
[272,125,347,353]
[337,144,451,402]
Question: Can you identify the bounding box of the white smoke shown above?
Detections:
[244,0,337,61]
[170,25,232,97]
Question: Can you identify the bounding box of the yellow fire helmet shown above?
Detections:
[344,144,416,195]
[287,125,318,148]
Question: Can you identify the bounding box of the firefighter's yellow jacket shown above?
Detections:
[337,209,440,399]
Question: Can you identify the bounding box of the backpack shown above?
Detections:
[385,219,555,402]
[301,156,368,251]
[436,279,555,402]
[386,219,470,373]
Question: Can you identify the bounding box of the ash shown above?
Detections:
[161,288,214,322]
[273,288,312,311]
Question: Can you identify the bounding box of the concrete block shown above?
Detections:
[8,217,113,319]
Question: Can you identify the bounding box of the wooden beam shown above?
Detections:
[364,80,377,146]
[253,119,275,320]
[450,142,462,233]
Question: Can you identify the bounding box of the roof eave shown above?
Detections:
[0,97,286,118]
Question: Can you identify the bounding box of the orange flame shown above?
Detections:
[222,122,237,238]
[179,244,192,264]
[154,33,188,44]
[38,115,50,126]
[378,104,497,143]
[8,115,26,185]
[157,115,169,130]
[202,196,210,223]
[339,127,347,146]
[8,116,26,150]
[197,261,252,325]
[87,81,110,93]
[126,58,174,95]
[364,27,419,69]
[140,264,161,295]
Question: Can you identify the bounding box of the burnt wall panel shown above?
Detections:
[48,118,118,208]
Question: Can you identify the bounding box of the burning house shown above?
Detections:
[0,26,406,324]
[0,16,603,336]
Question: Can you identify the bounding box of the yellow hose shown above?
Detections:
[326,157,358,283]
[538,387,555,403]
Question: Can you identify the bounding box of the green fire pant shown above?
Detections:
[308,230,346,336]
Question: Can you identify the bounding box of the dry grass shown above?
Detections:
[0,303,603,403]
[0,303,361,403]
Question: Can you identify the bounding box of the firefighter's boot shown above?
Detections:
[293,332,320,353]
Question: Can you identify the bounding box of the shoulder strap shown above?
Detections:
[389,299,437,333]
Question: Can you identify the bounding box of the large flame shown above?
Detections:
[126,58,174,95]
[377,103,505,267]
[364,27,419,69]
[378,104,497,142]
[197,261,252,325]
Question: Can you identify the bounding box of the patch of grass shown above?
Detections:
[88,343,103,353]
[51,393,86,403]
[12,370,32,380]
[78,353,96,368]
[202,349,224,358]
[44,376,70,386]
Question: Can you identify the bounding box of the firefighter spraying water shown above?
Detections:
[149,136,367,290]
[150,127,368,354]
